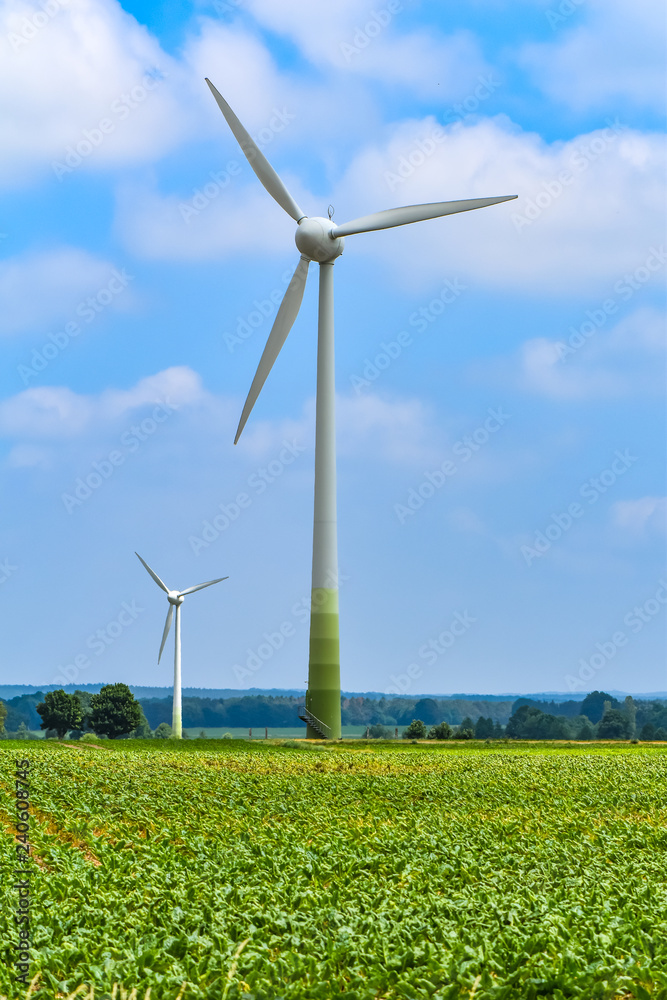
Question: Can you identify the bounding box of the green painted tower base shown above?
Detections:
[304,588,341,739]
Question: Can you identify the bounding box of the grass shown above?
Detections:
[10,726,373,741]
[1,740,666,999]
[182,726,372,739]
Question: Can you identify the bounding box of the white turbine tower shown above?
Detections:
[206,78,517,740]
[136,553,228,738]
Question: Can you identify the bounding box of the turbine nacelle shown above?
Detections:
[135,552,228,664]
[295,217,344,263]
[204,76,517,445]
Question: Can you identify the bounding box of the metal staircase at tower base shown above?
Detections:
[297,706,331,739]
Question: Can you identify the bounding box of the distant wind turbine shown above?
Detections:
[206,77,517,740]
[136,552,228,738]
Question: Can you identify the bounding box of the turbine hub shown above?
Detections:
[295,217,344,263]
[168,591,184,606]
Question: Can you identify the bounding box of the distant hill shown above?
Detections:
[2,684,665,701]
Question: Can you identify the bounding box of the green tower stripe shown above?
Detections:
[307,588,341,738]
[310,588,339,615]
[309,612,340,640]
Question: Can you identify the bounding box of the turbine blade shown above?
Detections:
[135,552,169,594]
[234,256,310,444]
[158,604,174,663]
[205,78,306,224]
[179,576,229,597]
[331,195,518,238]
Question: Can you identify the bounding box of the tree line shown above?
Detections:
[0,691,515,732]
[404,692,667,741]
[1,687,666,740]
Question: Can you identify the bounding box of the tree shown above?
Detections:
[402,719,427,739]
[640,722,656,741]
[459,716,475,733]
[132,718,152,739]
[130,705,152,739]
[89,684,142,739]
[368,724,392,739]
[623,696,637,737]
[506,705,569,740]
[655,727,667,741]
[154,722,173,739]
[597,709,631,740]
[413,699,440,725]
[0,700,6,735]
[580,691,618,724]
[36,690,83,739]
[16,722,29,739]
[576,720,595,741]
[74,690,93,730]
[475,716,494,739]
[427,722,452,740]
[453,727,474,740]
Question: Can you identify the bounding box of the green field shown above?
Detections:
[15,726,372,740]
[182,727,372,740]
[1,740,666,999]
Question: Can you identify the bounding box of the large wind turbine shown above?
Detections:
[136,553,228,738]
[206,78,516,740]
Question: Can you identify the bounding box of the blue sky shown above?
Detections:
[0,0,665,696]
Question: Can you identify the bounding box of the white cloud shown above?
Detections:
[0,363,440,471]
[612,497,667,535]
[518,307,666,399]
[518,337,624,399]
[115,179,296,260]
[336,393,440,465]
[0,247,130,336]
[520,0,666,114]
[234,392,442,467]
[328,118,666,294]
[0,366,205,440]
[117,114,666,297]
[0,0,194,185]
[237,0,491,100]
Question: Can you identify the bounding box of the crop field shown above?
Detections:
[1,741,666,1000]
[181,727,370,740]
[17,727,371,741]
